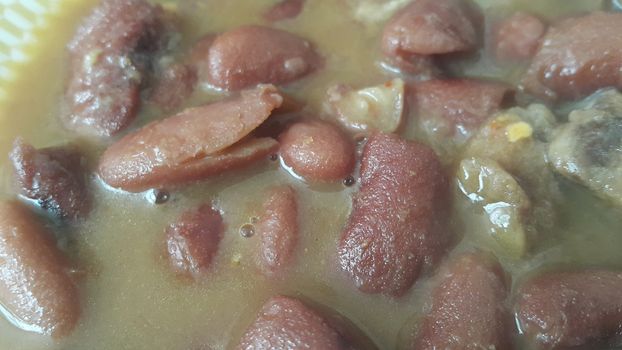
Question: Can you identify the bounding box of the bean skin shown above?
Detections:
[64,0,173,137]
[381,0,480,58]
[255,185,298,279]
[410,251,513,350]
[10,139,91,221]
[0,201,80,338]
[98,85,283,192]
[337,133,450,296]
[166,204,224,280]
[205,25,322,91]
[279,120,355,182]
[515,270,622,349]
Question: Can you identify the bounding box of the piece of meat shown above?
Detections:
[337,133,449,296]
[279,120,355,182]
[548,89,622,207]
[521,12,622,101]
[493,12,546,62]
[98,85,283,192]
[255,186,298,279]
[263,0,305,22]
[381,0,481,58]
[327,78,405,134]
[410,251,512,350]
[9,139,91,221]
[64,0,174,137]
[166,204,223,279]
[515,269,622,349]
[412,79,512,159]
[148,62,197,111]
[464,111,560,247]
[206,25,322,91]
[236,296,346,350]
[0,201,80,338]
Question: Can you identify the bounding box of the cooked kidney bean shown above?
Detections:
[279,120,355,182]
[98,85,283,192]
[205,25,322,91]
[64,0,173,137]
[381,0,480,58]
[263,0,305,22]
[410,251,512,349]
[515,270,622,349]
[10,139,91,221]
[0,201,80,338]
[256,186,298,279]
[190,34,217,83]
[166,204,223,279]
[412,79,512,159]
[521,12,622,101]
[413,79,512,134]
[149,63,197,111]
[493,12,545,62]
[236,296,347,350]
[337,133,449,296]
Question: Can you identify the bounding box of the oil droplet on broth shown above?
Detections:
[239,223,255,238]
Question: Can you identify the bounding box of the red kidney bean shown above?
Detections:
[493,12,546,62]
[279,120,355,182]
[521,12,622,101]
[381,0,480,58]
[337,133,449,296]
[64,0,173,137]
[515,269,622,349]
[235,296,346,350]
[98,85,283,192]
[0,201,80,338]
[10,139,91,221]
[263,0,306,22]
[205,25,322,91]
[255,185,298,278]
[149,63,197,111]
[412,79,513,135]
[166,204,224,279]
[410,251,513,350]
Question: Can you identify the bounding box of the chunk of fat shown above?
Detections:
[327,78,404,133]
[347,0,411,24]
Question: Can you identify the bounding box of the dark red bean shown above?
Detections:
[189,34,218,83]
[412,79,512,135]
[515,270,622,349]
[410,251,512,350]
[165,204,224,279]
[98,85,283,192]
[206,25,322,91]
[0,201,80,338]
[493,12,546,62]
[256,185,298,278]
[381,0,480,58]
[337,133,449,296]
[149,63,197,111]
[521,12,622,101]
[279,120,355,182]
[236,296,345,350]
[10,138,91,221]
[64,0,173,137]
[263,0,305,22]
